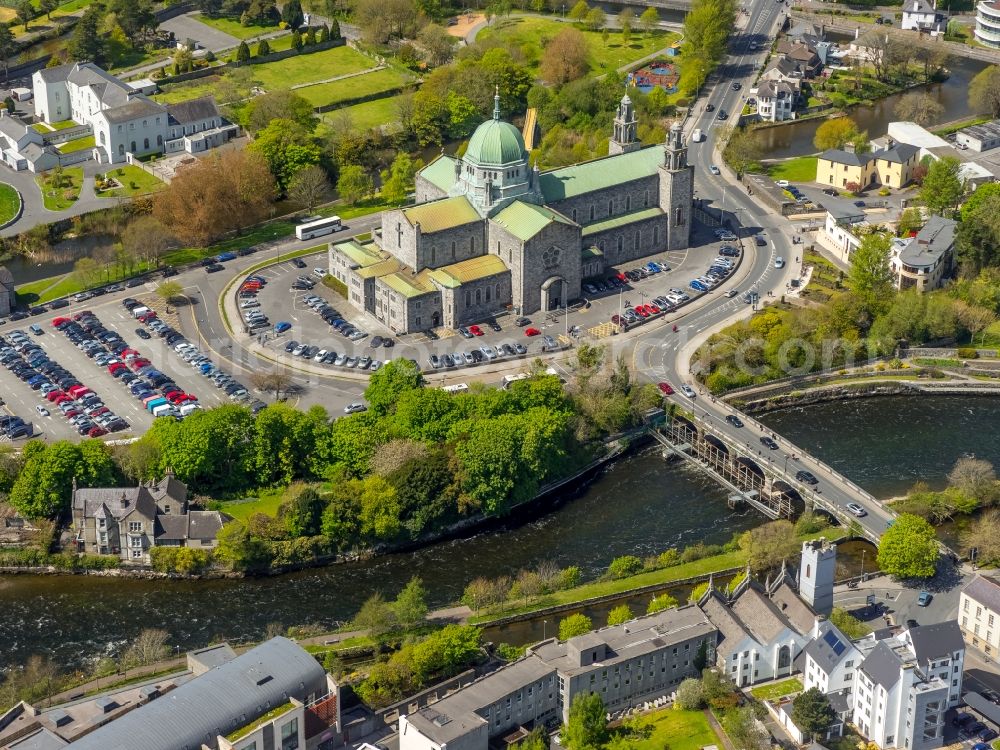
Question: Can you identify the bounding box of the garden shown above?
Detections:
[296,67,413,108]
[34,166,84,211]
[767,156,818,183]
[94,165,165,198]
[194,13,280,39]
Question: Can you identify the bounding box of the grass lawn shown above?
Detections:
[979,320,1000,348]
[218,489,285,522]
[34,167,84,211]
[0,182,20,225]
[768,156,818,183]
[253,45,374,90]
[616,708,719,750]
[751,678,803,701]
[296,68,411,108]
[153,77,223,105]
[56,135,95,153]
[327,97,401,131]
[97,165,165,198]
[477,16,679,75]
[194,13,280,39]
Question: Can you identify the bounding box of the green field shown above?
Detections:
[326,97,401,131]
[297,68,410,108]
[617,708,719,750]
[194,13,281,39]
[0,182,20,225]
[57,135,95,153]
[219,489,285,523]
[477,16,679,75]
[253,45,374,90]
[35,167,84,211]
[153,76,223,105]
[750,677,803,701]
[97,165,165,198]
[768,156,818,182]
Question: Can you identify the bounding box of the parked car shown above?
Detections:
[917,591,933,606]
[524,327,541,336]
[657,382,674,395]
[796,470,818,485]
[680,384,696,398]
[846,502,867,517]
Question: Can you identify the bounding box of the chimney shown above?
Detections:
[120,492,129,509]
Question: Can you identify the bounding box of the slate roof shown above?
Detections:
[540,146,665,202]
[758,81,794,99]
[491,201,574,241]
[72,487,157,520]
[819,149,873,168]
[859,641,902,690]
[769,581,815,634]
[64,637,327,750]
[730,582,796,642]
[0,116,29,141]
[700,589,755,650]
[877,143,918,163]
[963,574,1000,613]
[188,510,228,541]
[904,0,935,14]
[148,472,187,504]
[101,96,166,125]
[35,62,75,83]
[899,215,955,267]
[403,195,480,233]
[166,96,219,125]
[66,63,133,109]
[801,620,854,674]
[907,621,964,663]
[154,514,188,540]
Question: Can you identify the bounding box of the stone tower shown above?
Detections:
[799,538,836,615]
[609,93,639,155]
[657,122,693,251]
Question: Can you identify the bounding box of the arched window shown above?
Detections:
[465,290,471,307]
[118,144,125,156]
[496,283,502,299]
[98,131,105,145]
[130,141,136,152]
[778,645,791,670]
[451,241,456,259]
[485,286,491,302]
[590,206,595,221]
[572,209,577,222]
[143,138,149,150]
[475,289,481,304]
[626,195,631,211]
[608,199,614,215]
[156,135,163,146]
[645,189,650,207]
[470,236,475,252]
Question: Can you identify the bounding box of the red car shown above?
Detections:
[137,312,157,322]
[87,426,108,438]
[108,363,126,374]
[46,390,65,402]
[469,325,484,336]
[647,304,660,314]
[658,382,675,395]
[616,272,627,282]
[635,306,650,318]
[51,317,70,327]
[525,327,541,337]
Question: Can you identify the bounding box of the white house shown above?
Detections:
[901,0,946,33]
[960,574,1000,657]
[756,81,795,122]
[0,114,59,173]
[31,62,237,166]
[821,200,868,264]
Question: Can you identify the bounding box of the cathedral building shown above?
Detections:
[327,93,694,334]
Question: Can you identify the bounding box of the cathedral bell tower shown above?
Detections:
[658,122,693,252]
[609,93,639,155]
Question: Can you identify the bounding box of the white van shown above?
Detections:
[692,128,704,143]
[130,306,150,318]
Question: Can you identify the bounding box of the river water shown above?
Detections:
[758,44,990,159]
[1,394,998,669]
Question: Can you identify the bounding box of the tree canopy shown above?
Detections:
[877,513,939,579]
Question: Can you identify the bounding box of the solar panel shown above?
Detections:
[823,629,846,655]
[832,640,846,655]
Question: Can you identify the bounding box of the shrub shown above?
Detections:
[559,613,592,640]
[607,554,642,579]
[657,548,681,567]
[675,677,706,709]
[558,566,581,589]
[957,347,979,359]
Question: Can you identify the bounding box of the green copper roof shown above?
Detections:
[380,270,436,299]
[420,154,459,193]
[333,239,384,268]
[465,97,527,167]
[428,254,509,289]
[540,146,666,202]
[581,207,663,237]
[403,196,480,233]
[492,201,574,242]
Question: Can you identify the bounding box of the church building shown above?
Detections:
[327,93,694,334]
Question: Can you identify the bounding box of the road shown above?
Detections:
[624,0,898,540]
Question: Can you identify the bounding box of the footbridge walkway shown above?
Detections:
[649,411,896,545]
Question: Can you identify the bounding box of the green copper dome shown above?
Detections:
[464,92,526,166]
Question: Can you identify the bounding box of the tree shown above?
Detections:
[393,576,429,629]
[281,0,303,28]
[364,359,424,415]
[897,206,922,237]
[287,165,330,211]
[337,164,373,205]
[727,706,769,750]
[948,456,998,503]
[814,117,859,151]
[15,0,34,29]
[646,593,678,614]
[122,628,170,669]
[354,0,419,43]
[739,519,798,572]
[40,0,58,19]
[618,7,634,42]
[8,441,115,519]
[954,301,997,346]
[247,119,321,192]
[606,604,632,626]
[791,688,836,740]
[893,92,943,127]
[380,151,417,205]
[970,65,1000,119]
[257,38,270,56]
[562,692,607,750]
[585,6,605,31]
[722,126,763,178]
[608,554,642,578]
[68,7,105,64]
[236,40,251,64]
[249,369,294,399]
[848,232,895,316]
[877,513,939,579]
[678,0,736,95]
[0,24,16,80]
[830,607,872,639]
[962,509,1000,565]
[568,0,588,19]
[418,23,456,66]
[540,27,589,85]
[920,156,963,216]
[244,89,316,134]
[155,280,184,311]
[353,592,397,637]
[640,6,658,34]
[558,613,592,640]
[675,677,706,709]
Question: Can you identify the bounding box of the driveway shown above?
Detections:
[159,13,241,53]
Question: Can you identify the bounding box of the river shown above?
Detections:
[1,394,999,670]
[758,42,990,159]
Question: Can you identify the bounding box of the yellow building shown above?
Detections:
[815,143,919,190]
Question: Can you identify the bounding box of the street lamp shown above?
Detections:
[860,548,866,581]
[782,453,790,475]
[543,620,548,640]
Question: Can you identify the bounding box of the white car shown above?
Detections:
[710,165,721,175]
[775,180,790,188]
[680,384,697,398]
[775,256,785,269]
[344,402,367,414]
[846,503,868,518]
[35,405,49,416]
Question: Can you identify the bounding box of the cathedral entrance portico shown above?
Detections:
[541,276,565,311]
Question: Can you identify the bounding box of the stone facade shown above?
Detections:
[329,96,693,334]
[0,266,12,317]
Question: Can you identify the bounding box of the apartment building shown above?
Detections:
[960,574,1000,657]
[399,607,716,750]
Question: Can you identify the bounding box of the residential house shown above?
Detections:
[774,42,823,77]
[759,57,806,91]
[821,201,868,264]
[756,81,796,122]
[901,0,947,33]
[0,265,13,316]
[698,565,814,687]
[31,62,237,166]
[0,637,342,750]
[801,619,863,722]
[959,574,1000,657]
[0,114,62,173]
[70,470,229,563]
[398,606,717,750]
[816,143,918,191]
[889,215,955,291]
